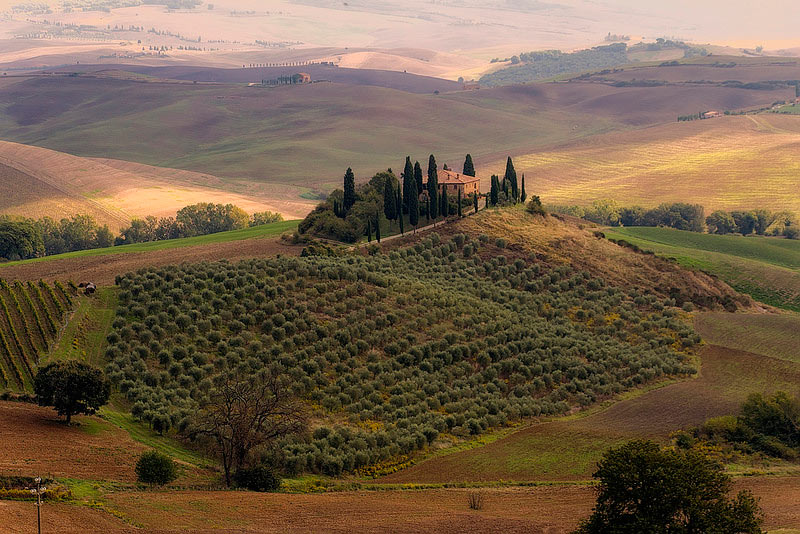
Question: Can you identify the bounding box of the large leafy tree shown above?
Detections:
[576,440,763,534]
[34,360,110,424]
[427,155,439,220]
[187,370,306,486]
[0,220,44,260]
[343,168,356,212]
[463,154,475,177]
[706,211,737,235]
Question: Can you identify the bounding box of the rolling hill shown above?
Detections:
[482,115,800,215]
[0,69,792,210]
[603,226,800,311]
[0,140,316,228]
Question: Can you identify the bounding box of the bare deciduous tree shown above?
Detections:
[186,370,306,486]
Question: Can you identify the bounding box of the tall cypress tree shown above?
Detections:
[414,161,423,196]
[366,218,372,242]
[520,173,527,203]
[457,189,462,217]
[426,196,430,224]
[402,157,413,214]
[473,192,479,213]
[383,175,396,227]
[504,157,518,202]
[375,212,381,243]
[463,154,475,177]
[490,175,499,206]
[485,194,489,209]
[427,155,439,220]
[441,185,448,217]
[409,176,419,231]
[396,185,404,235]
[343,167,356,212]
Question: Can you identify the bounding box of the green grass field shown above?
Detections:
[604,227,800,311]
[0,221,299,268]
[46,288,117,367]
[695,312,800,363]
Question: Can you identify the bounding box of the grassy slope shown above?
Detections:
[696,312,800,363]
[0,221,299,267]
[604,226,800,311]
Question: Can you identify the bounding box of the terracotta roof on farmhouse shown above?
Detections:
[435,169,480,184]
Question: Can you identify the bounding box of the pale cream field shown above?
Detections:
[0,141,316,228]
[4,0,799,79]
[481,114,800,213]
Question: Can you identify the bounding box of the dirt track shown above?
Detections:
[0,237,301,286]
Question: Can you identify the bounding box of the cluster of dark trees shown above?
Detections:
[300,154,481,243]
[694,391,800,460]
[0,215,114,261]
[706,209,797,238]
[0,205,283,261]
[488,157,527,207]
[554,200,798,238]
[117,204,282,245]
[552,201,705,232]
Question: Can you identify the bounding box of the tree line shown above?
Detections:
[0,205,284,261]
[551,200,798,238]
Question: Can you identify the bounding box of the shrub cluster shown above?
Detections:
[108,233,698,475]
[695,391,800,460]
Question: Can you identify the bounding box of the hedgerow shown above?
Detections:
[108,233,698,476]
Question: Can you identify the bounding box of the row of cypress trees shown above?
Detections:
[489,157,526,207]
[344,153,529,240]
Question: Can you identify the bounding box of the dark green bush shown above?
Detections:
[135,450,178,486]
[233,464,281,492]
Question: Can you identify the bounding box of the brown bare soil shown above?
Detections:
[2,477,798,534]
[106,486,595,534]
[0,400,145,482]
[0,500,127,534]
[0,236,301,286]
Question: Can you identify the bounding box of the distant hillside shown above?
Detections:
[482,115,800,214]
[47,64,464,94]
[0,72,790,203]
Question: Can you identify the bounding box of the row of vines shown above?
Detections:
[108,232,701,477]
[0,279,75,391]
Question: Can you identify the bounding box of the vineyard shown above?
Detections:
[107,230,701,477]
[0,279,75,391]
